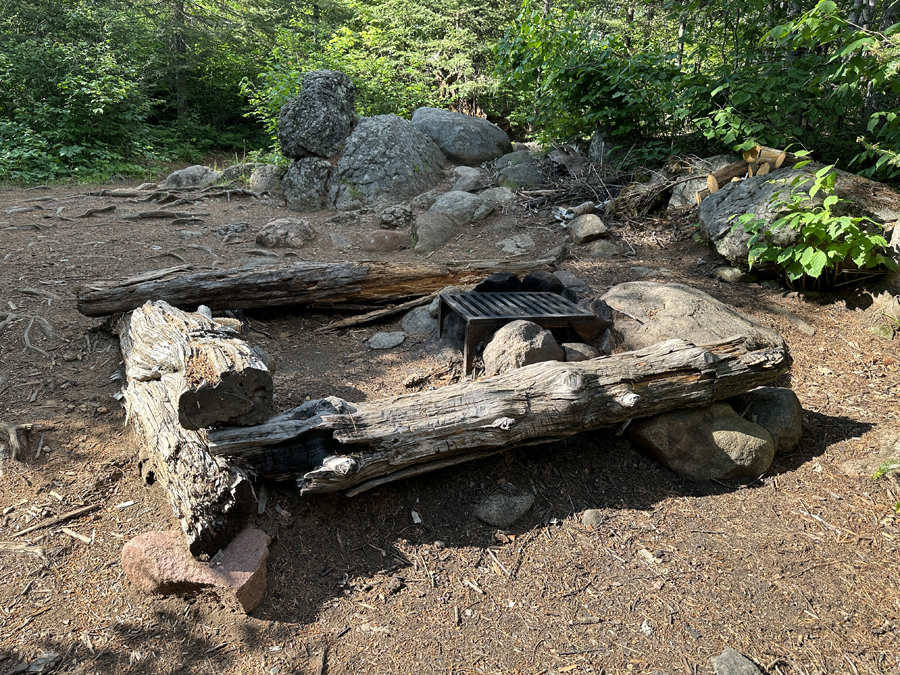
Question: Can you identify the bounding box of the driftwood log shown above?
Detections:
[77,258,556,317]
[117,300,275,429]
[208,337,790,497]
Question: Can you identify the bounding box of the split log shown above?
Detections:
[117,301,275,429]
[742,145,805,169]
[697,161,751,202]
[77,258,555,317]
[207,337,790,495]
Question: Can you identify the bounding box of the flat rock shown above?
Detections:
[562,342,600,362]
[727,386,803,454]
[480,186,518,207]
[412,107,512,165]
[401,306,438,335]
[710,647,765,675]
[256,218,316,248]
[277,70,355,159]
[413,212,458,253]
[496,233,534,254]
[601,282,785,353]
[159,165,222,189]
[121,528,272,613]
[628,402,775,481]
[428,190,494,226]
[361,229,409,252]
[482,320,563,376]
[569,213,608,244]
[475,493,535,529]
[366,332,407,349]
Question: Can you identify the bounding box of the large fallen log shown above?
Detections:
[76,258,556,317]
[117,300,275,429]
[207,337,790,496]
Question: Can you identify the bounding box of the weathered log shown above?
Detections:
[207,337,790,495]
[117,301,274,429]
[698,161,750,202]
[76,258,556,317]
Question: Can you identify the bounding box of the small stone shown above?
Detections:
[710,647,764,675]
[413,212,458,253]
[479,187,518,208]
[759,279,783,289]
[631,266,657,278]
[178,230,204,240]
[366,332,407,349]
[497,163,544,189]
[361,229,409,252]
[562,343,600,362]
[379,203,414,229]
[121,528,272,613]
[452,166,483,192]
[568,214,608,244]
[871,324,895,340]
[714,266,744,283]
[482,320,563,376]
[212,222,250,236]
[582,509,605,529]
[400,306,438,335]
[474,493,535,529]
[496,234,534,254]
[256,218,316,249]
[588,240,626,257]
[97,406,109,414]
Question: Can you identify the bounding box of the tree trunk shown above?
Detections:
[76,258,556,317]
[173,0,188,123]
[207,337,790,495]
[117,301,275,430]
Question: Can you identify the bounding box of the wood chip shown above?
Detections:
[61,527,92,544]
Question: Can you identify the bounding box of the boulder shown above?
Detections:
[379,203,414,229]
[282,157,331,211]
[569,214,608,244]
[360,229,409,252]
[428,190,494,226]
[121,528,271,613]
[668,155,735,209]
[401,306,438,335]
[498,163,544,188]
[601,282,785,353]
[250,164,284,193]
[453,166,484,192]
[411,107,512,166]
[554,270,592,299]
[277,70,355,159]
[496,150,537,169]
[522,270,564,294]
[727,386,803,454]
[159,165,222,189]
[413,213,458,253]
[474,493,535,529]
[576,297,615,332]
[480,186,518,208]
[256,218,316,249]
[482,320,564,376]
[474,273,522,293]
[428,286,463,317]
[328,115,445,210]
[698,164,900,264]
[628,402,775,481]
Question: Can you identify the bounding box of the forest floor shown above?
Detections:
[0,166,899,675]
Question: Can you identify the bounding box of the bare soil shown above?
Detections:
[1,168,899,675]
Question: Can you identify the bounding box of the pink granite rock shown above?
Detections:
[360,229,409,252]
[122,528,272,612]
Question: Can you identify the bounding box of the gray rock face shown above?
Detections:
[256,218,316,248]
[452,166,484,192]
[282,158,331,211]
[411,107,512,166]
[328,115,445,210]
[498,163,544,188]
[413,212,458,253]
[569,214,608,244]
[401,306,438,335]
[601,282,785,353]
[360,229,409,252]
[278,70,355,159]
[379,203,413,229]
[429,190,494,226]
[482,320,564,376]
[628,402,775,481]
[474,493,535,529]
[250,164,284,193]
[159,165,222,189]
[698,164,900,264]
[728,386,803,454]
[668,155,735,209]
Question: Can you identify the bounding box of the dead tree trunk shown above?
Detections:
[77,258,556,317]
[117,301,275,429]
[208,337,790,496]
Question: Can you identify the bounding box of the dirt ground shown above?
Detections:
[1,165,899,675]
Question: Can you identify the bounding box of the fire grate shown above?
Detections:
[438,292,604,375]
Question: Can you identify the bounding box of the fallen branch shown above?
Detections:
[13,504,99,539]
[314,291,444,333]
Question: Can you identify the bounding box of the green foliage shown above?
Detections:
[732,164,898,287]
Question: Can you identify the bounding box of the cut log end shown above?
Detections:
[178,368,275,430]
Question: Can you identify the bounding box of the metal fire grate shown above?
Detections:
[438,292,603,375]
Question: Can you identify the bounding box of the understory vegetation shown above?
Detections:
[1,0,898,183]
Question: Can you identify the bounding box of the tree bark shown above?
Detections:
[77,258,556,317]
[207,337,790,495]
[117,301,275,430]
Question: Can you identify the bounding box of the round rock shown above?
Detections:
[482,320,564,376]
[474,493,535,529]
[361,229,409,252]
[256,218,316,248]
[401,306,438,335]
[411,107,513,166]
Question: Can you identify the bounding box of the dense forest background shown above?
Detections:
[0,0,898,184]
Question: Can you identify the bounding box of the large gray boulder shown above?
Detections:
[277,70,355,159]
[428,191,494,226]
[482,320,564,376]
[727,386,803,455]
[601,282,785,353]
[412,107,512,166]
[159,165,222,189]
[698,163,900,264]
[413,213,458,253]
[628,402,775,481]
[328,115,445,210]
[282,157,331,211]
